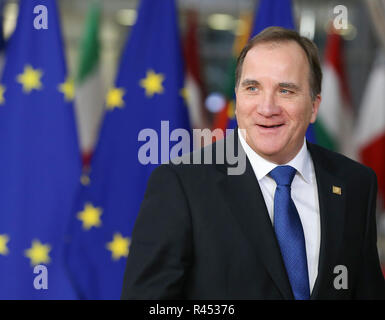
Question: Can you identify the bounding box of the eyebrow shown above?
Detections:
[278,82,301,91]
[240,79,260,87]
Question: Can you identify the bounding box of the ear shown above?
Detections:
[309,94,321,124]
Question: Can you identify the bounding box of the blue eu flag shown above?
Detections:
[249,0,316,143]
[0,0,81,299]
[66,0,191,299]
[250,0,295,36]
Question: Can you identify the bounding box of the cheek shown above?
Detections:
[286,102,313,126]
[235,98,255,123]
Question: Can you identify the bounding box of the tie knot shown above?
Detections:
[269,165,296,186]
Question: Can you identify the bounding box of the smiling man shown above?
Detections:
[121,27,385,300]
[235,39,320,165]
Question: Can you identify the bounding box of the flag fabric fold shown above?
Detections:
[183,9,211,148]
[183,9,209,131]
[0,0,81,299]
[66,0,191,299]
[314,29,355,158]
[74,1,104,167]
[355,51,385,208]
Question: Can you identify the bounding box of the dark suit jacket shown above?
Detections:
[121,130,385,300]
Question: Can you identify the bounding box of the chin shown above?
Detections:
[260,148,285,159]
[251,142,286,160]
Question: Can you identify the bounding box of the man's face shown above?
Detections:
[235,41,321,164]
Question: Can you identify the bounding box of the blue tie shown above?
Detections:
[269,165,310,300]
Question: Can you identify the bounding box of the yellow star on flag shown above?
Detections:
[0,84,6,105]
[140,70,165,97]
[77,202,102,230]
[0,234,9,255]
[180,87,189,105]
[58,77,75,101]
[80,173,91,186]
[106,87,125,110]
[106,233,130,261]
[16,65,43,93]
[24,239,51,266]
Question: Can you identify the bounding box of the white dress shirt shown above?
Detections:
[238,129,321,293]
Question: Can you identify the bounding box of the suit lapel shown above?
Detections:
[307,143,346,299]
[217,131,293,299]
[216,133,346,299]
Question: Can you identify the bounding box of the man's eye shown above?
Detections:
[280,89,292,94]
[246,86,257,92]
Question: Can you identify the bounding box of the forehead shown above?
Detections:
[242,41,309,81]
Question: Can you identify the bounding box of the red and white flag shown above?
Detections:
[184,10,208,129]
[315,29,355,159]
[183,9,211,148]
[355,51,385,209]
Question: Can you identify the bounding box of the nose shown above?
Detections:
[256,91,281,117]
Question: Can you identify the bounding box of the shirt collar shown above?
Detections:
[238,128,312,183]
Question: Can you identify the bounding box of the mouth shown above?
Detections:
[258,124,284,128]
[254,123,285,135]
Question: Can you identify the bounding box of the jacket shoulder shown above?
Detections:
[307,142,377,182]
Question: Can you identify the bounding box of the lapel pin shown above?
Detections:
[332,186,342,195]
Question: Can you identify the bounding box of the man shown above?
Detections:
[121,27,385,299]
